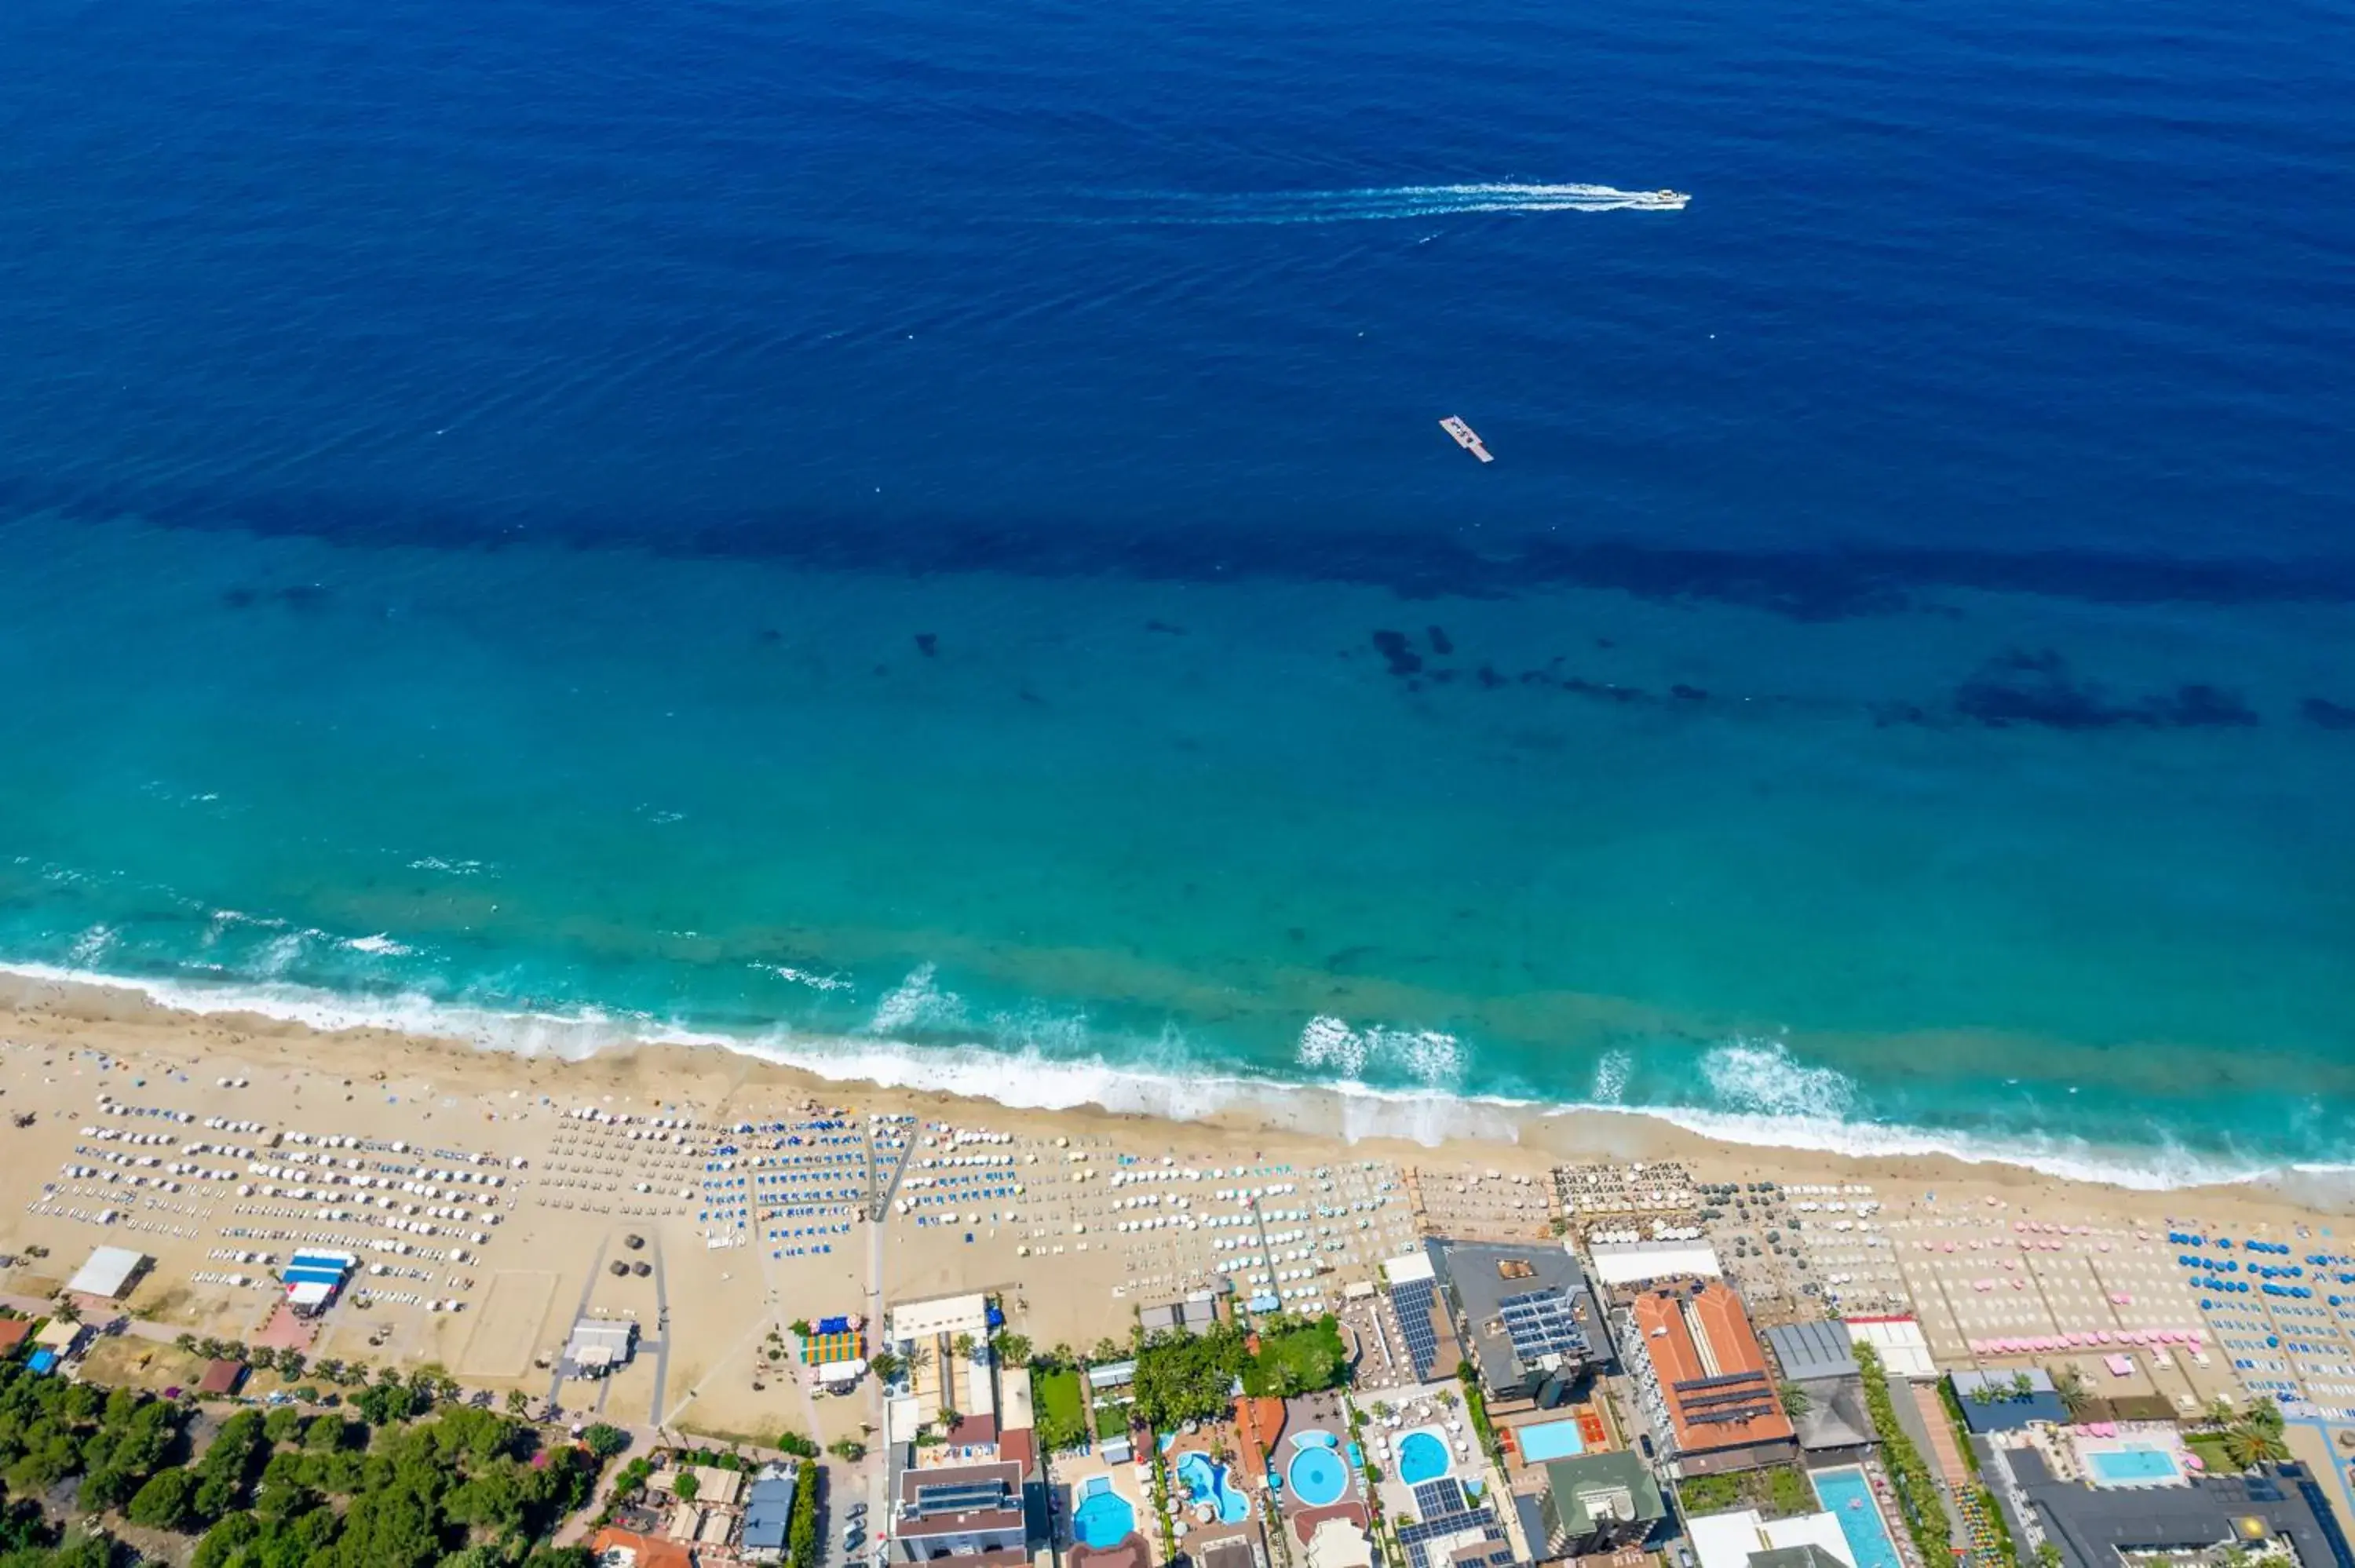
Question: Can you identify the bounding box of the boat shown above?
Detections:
[1438,416,1493,463]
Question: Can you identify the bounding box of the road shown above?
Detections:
[549,1233,611,1411]
[647,1230,671,1424]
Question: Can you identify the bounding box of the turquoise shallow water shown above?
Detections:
[2,512,2350,1186]
[5,0,2353,1188]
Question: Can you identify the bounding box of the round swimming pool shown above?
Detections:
[1397,1430,1451,1486]
[1287,1446,1349,1508]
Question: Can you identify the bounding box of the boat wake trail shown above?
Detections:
[1082,183,1690,225]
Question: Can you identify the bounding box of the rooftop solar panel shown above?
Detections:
[1413,1479,1468,1519]
[1397,1506,1502,1568]
[1496,1289,1590,1362]
[1393,1277,1444,1380]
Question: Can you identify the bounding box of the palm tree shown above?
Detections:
[1778,1382,1813,1420]
[2050,1368,2093,1420]
[2207,1396,2239,1429]
[506,1389,531,1417]
[2222,1420,2291,1471]
[952,1333,977,1362]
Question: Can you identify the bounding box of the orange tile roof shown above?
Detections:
[589,1526,696,1568]
[1232,1396,1286,1479]
[1630,1282,1792,1453]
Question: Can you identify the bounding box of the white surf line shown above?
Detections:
[1085,182,1691,224]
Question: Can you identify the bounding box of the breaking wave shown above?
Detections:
[0,953,2317,1192]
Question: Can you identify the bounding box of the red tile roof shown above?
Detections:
[589,1526,696,1568]
[1630,1282,1793,1453]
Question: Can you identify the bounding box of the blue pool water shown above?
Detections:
[1287,1446,1349,1508]
[1514,1420,1586,1463]
[1812,1468,1903,1568]
[1176,1452,1251,1526]
[1397,1431,1452,1485]
[5,0,2354,1187]
[2087,1446,2184,1486]
[1074,1477,1137,1549]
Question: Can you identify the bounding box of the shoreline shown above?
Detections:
[1,965,2342,1211]
[5,960,2345,1447]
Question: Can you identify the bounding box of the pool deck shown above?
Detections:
[1161,1430,1265,1559]
[1056,1446,1152,1559]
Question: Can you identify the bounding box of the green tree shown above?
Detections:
[990,1331,1032,1367]
[2222,1420,2291,1470]
[126,1466,199,1530]
[787,1458,820,1568]
[674,1470,699,1503]
[1778,1382,1813,1420]
[322,1474,445,1568]
[828,1438,867,1462]
[2051,1367,2093,1420]
[867,1351,904,1384]
[581,1423,630,1460]
[505,1390,531,1418]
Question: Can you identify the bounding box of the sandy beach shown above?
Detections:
[1,970,2342,1453]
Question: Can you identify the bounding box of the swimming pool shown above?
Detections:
[2087,1446,2185,1486]
[1515,1419,1586,1464]
[1397,1429,1452,1486]
[1811,1468,1903,1568]
[1074,1476,1137,1549]
[1175,1451,1251,1526]
[1287,1444,1349,1508]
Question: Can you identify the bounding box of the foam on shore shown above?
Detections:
[0,954,2313,1196]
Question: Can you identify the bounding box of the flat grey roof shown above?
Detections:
[1543,1450,1667,1534]
[1765,1320,1859,1382]
[1429,1238,1601,1391]
[2014,1451,2353,1568]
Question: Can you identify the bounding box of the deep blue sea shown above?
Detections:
[4,0,2352,1185]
